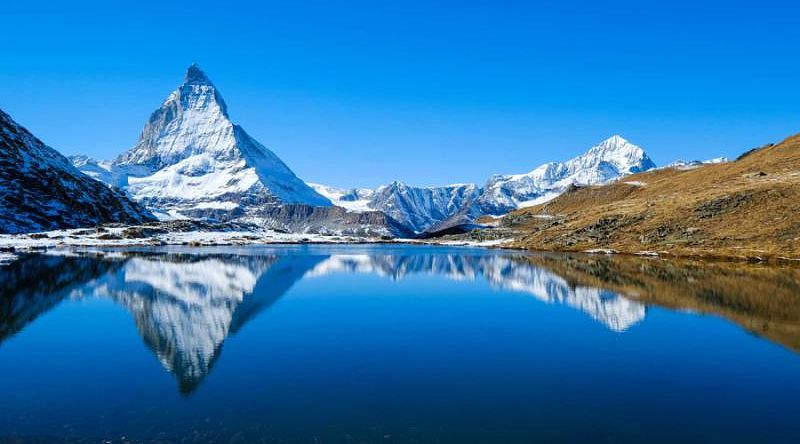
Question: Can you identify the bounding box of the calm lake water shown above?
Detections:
[1,245,799,443]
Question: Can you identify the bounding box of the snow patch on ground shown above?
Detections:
[584,248,617,254]
[515,191,563,208]
[408,238,514,247]
[663,157,729,171]
[151,210,192,221]
[0,252,17,266]
[531,214,559,219]
[0,227,382,253]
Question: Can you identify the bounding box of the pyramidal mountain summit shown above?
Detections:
[82,64,331,221]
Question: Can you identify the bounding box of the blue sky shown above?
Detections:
[2,0,799,188]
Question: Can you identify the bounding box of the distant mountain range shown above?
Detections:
[309,135,656,233]
[2,64,737,237]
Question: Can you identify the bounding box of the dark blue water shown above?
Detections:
[1,245,799,443]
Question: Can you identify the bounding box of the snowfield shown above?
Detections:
[307,182,375,212]
[0,252,17,265]
[0,220,517,266]
[0,225,388,257]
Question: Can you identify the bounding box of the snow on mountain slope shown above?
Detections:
[86,64,330,221]
[368,182,481,233]
[663,157,729,170]
[476,135,656,215]
[0,108,154,234]
[308,135,655,234]
[68,155,129,188]
[309,181,481,233]
[307,183,375,212]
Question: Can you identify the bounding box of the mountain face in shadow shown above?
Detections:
[2,247,798,395]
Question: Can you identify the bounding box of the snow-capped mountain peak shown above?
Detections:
[581,135,654,175]
[474,135,656,215]
[307,135,657,234]
[77,65,330,221]
[366,181,481,233]
[115,64,235,170]
[71,67,656,237]
[308,180,481,233]
[178,64,229,118]
[185,63,212,83]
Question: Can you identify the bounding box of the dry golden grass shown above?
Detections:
[504,133,800,261]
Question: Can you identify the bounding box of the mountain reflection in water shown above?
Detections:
[1,246,799,395]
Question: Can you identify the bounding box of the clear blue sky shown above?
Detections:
[2,0,799,188]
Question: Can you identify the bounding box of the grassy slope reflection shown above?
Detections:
[526,253,800,353]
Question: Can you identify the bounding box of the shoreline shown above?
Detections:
[2,227,799,267]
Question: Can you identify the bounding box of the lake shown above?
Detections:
[1,245,799,443]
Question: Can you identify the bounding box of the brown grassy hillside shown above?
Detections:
[502,134,800,260]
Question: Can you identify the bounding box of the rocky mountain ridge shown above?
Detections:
[0,108,154,234]
[110,64,331,217]
[309,135,656,234]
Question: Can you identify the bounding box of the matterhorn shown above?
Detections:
[82,64,331,221]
